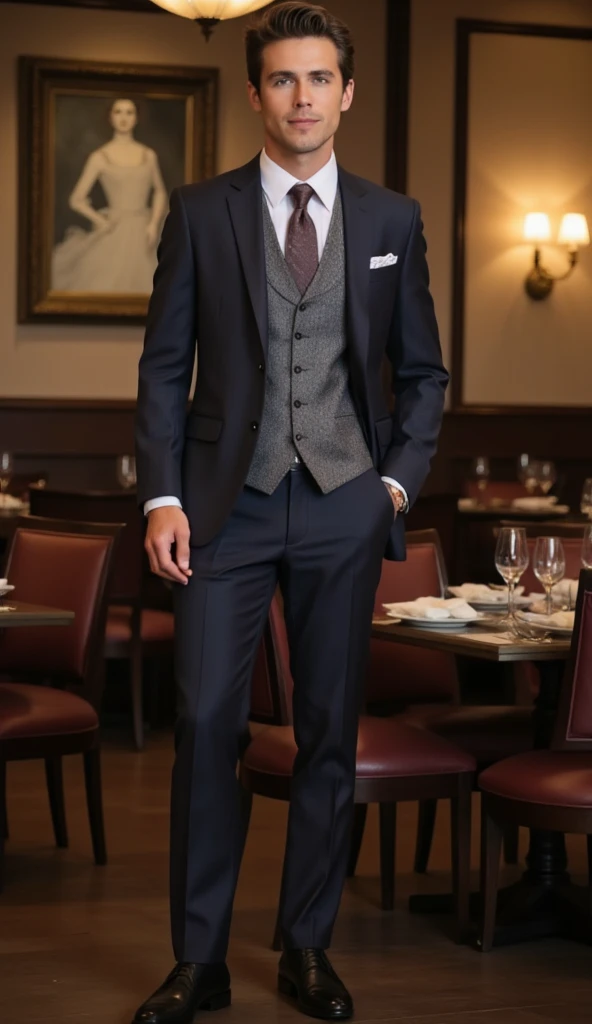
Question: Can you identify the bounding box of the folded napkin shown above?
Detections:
[522,610,574,630]
[382,597,478,620]
[553,579,578,602]
[457,498,478,511]
[0,494,24,510]
[448,583,524,604]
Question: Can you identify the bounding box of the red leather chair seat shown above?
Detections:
[243,716,475,779]
[0,683,98,740]
[400,705,533,763]
[106,606,174,644]
[480,751,592,807]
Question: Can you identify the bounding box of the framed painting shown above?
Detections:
[18,56,218,323]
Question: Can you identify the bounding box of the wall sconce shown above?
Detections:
[524,212,589,300]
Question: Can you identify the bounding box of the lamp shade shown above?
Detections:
[149,0,272,20]
[558,213,590,248]
[523,212,551,244]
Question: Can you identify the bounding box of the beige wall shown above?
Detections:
[0,0,386,399]
[408,0,592,406]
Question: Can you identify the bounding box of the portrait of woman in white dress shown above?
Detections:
[51,98,168,294]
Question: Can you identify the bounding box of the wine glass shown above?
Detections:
[580,478,592,519]
[0,452,13,496]
[533,536,566,617]
[522,458,540,495]
[471,456,490,503]
[582,525,592,569]
[494,527,529,624]
[116,454,137,490]
[538,460,557,496]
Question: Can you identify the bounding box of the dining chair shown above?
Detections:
[478,569,592,951]
[29,486,174,749]
[240,591,475,943]
[354,529,530,876]
[0,515,121,889]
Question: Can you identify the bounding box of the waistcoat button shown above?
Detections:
[294,400,301,408]
[295,434,302,442]
[299,304,307,312]
[294,366,302,374]
[295,332,302,340]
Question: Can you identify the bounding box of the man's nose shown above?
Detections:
[294,86,312,107]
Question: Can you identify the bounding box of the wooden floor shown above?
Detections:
[2,731,592,1024]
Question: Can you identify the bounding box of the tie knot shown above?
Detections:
[289,183,316,211]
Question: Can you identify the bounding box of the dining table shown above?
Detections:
[0,600,75,628]
[372,615,576,948]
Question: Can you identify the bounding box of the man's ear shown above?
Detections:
[341,79,355,113]
[247,81,262,113]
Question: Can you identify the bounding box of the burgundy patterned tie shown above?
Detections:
[285,183,319,295]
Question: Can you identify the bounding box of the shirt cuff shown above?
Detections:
[380,477,409,513]
[144,496,183,515]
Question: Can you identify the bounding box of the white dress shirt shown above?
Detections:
[144,149,407,514]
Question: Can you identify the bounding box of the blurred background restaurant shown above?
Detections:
[1,1,592,1022]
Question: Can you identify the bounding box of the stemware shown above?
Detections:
[580,478,592,519]
[582,524,592,570]
[0,452,13,495]
[494,527,529,624]
[471,456,490,502]
[521,458,541,495]
[538,460,557,496]
[116,454,137,490]
[533,536,566,617]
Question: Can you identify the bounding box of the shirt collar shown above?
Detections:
[260,148,338,213]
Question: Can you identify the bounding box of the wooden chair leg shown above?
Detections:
[379,802,397,911]
[347,803,368,878]
[586,835,592,917]
[503,824,519,865]
[0,760,6,892]
[0,758,7,841]
[83,748,107,865]
[414,799,437,873]
[45,757,68,848]
[478,795,503,952]
[451,776,472,943]
[130,646,144,751]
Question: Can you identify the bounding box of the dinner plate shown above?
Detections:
[395,615,481,629]
[517,613,573,636]
[467,595,537,612]
[0,584,15,597]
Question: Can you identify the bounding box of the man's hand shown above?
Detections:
[384,483,406,516]
[145,506,192,585]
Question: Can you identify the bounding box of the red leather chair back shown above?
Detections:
[368,529,458,705]
[554,570,592,750]
[29,487,143,605]
[0,518,119,703]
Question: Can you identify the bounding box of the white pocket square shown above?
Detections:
[370,253,398,270]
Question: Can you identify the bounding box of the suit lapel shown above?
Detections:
[338,167,374,374]
[227,155,269,359]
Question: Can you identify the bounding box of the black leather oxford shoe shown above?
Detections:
[132,962,231,1024]
[278,948,353,1020]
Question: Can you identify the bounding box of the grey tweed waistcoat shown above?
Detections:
[245,191,373,495]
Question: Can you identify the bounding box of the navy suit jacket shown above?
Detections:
[135,154,448,560]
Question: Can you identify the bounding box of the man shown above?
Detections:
[134,3,448,1022]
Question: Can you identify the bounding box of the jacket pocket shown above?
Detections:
[185,412,223,443]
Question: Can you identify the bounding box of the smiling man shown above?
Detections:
[134,4,448,1022]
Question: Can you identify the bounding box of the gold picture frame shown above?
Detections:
[18,56,218,324]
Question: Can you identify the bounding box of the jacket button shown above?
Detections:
[251,421,259,431]
[295,434,302,442]
[294,366,302,374]
[258,363,264,372]
[294,400,301,408]
[295,332,302,340]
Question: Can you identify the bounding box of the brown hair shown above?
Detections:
[245,2,355,93]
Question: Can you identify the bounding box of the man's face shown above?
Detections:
[248,37,354,157]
